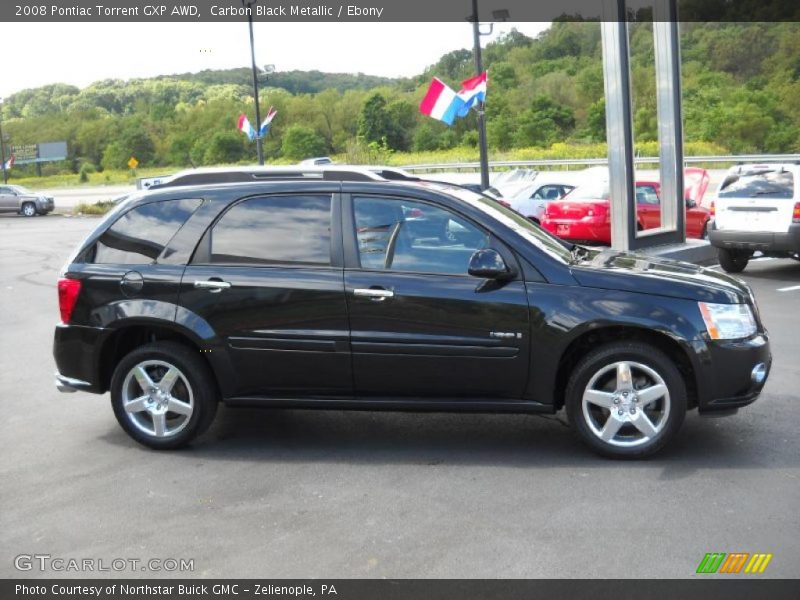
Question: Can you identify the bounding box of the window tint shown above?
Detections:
[719,170,794,199]
[354,197,489,275]
[94,198,201,264]
[210,195,331,266]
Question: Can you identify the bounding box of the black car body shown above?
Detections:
[53,168,771,457]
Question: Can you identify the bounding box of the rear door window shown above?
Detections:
[719,170,794,199]
[209,195,332,266]
[93,199,201,264]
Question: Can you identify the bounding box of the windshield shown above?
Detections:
[10,185,31,194]
[718,169,794,199]
[440,185,574,264]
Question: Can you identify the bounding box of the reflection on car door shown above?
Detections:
[179,193,352,398]
[342,193,531,399]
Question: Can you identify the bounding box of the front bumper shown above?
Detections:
[37,198,55,214]
[693,333,772,414]
[55,372,92,393]
[709,222,800,253]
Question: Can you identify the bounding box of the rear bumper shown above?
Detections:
[53,323,110,394]
[709,222,800,253]
[540,218,610,244]
[693,333,772,414]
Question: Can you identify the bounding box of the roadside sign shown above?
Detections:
[128,157,139,169]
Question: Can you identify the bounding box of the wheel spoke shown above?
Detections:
[584,389,616,409]
[637,383,667,407]
[600,415,624,441]
[124,395,149,414]
[132,366,155,392]
[152,412,167,437]
[616,362,634,391]
[631,411,659,438]
[158,367,181,393]
[167,397,192,416]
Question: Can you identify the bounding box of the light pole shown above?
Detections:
[469,2,509,191]
[243,0,264,165]
[0,98,7,184]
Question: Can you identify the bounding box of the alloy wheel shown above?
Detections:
[120,360,194,438]
[581,361,670,448]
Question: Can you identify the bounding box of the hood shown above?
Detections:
[571,249,750,304]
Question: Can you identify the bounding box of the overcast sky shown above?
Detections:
[0,22,549,98]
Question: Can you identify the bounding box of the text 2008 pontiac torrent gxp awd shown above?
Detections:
[53,167,771,458]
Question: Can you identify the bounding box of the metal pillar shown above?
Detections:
[471,0,490,191]
[601,1,637,251]
[653,0,685,240]
[601,0,686,251]
[244,0,264,165]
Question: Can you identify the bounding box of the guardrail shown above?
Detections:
[400,154,800,172]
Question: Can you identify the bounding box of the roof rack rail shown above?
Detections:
[148,166,385,190]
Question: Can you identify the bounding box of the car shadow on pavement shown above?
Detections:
[98,402,798,473]
[735,260,800,282]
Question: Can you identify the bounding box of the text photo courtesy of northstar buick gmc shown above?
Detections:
[53,167,770,458]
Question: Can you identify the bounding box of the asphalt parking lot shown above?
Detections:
[1,214,798,579]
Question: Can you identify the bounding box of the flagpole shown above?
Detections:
[0,98,7,184]
[243,0,264,166]
[471,0,490,191]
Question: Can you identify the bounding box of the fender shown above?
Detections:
[524,282,706,405]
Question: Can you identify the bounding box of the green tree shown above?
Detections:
[281,125,328,160]
[203,131,246,165]
[357,93,393,147]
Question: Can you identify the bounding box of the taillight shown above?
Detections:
[793,202,800,223]
[57,278,82,323]
[710,201,715,217]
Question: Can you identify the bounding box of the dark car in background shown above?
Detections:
[53,167,770,458]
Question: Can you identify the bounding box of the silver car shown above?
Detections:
[0,185,55,216]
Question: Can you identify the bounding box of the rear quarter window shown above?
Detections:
[92,199,202,264]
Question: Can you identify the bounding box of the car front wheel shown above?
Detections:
[565,342,687,458]
[21,202,37,217]
[110,341,218,449]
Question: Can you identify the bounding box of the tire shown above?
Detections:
[565,342,687,459]
[21,202,37,217]
[701,224,709,241]
[718,247,751,273]
[110,341,218,449]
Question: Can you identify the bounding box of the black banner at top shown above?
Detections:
[2,0,800,22]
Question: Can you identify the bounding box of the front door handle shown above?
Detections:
[194,280,231,293]
[353,288,394,301]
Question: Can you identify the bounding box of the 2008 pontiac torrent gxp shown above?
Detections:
[53,167,771,458]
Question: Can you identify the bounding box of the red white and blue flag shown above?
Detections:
[3,155,14,170]
[237,114,256,141]
[456,71,488,118]
[259,106,278,137]
[419,72,488,126]
[419,78,463,126]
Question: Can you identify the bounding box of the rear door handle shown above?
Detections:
[353,288,394,301]
[194,280,231,293]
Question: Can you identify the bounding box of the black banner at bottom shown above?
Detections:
[4,579,800,600]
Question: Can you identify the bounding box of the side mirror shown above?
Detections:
[685,198,697,209]
[468,248,512,280]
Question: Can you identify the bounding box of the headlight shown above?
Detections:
[698,302,756,340]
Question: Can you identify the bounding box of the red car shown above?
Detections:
[540,168,711,244]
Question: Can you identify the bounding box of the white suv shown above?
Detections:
[709,163,800,272]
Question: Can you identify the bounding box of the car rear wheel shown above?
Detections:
[110,341,218,449]
[565,342,687,458]
[21,202,36,217]
[718,248,751,273]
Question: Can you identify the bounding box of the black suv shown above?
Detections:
[53,167,771,457]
